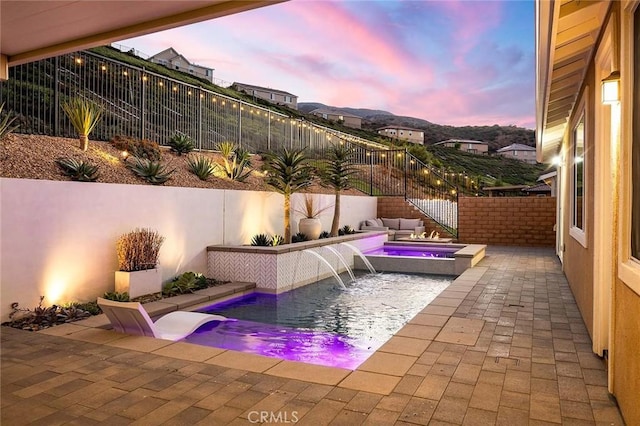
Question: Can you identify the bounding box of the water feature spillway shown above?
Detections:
[323,246,356,282]
[340,242,377,274]
[301,249,347,289]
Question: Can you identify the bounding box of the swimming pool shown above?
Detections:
[185,273,451,369]
[363,245,457,258]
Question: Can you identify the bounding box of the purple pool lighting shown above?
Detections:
[184,319,376,370]
[364,245,457,258]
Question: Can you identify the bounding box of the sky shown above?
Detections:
[122,0,535,129]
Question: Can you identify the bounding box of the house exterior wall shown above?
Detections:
[150,50,214,83]
[0,178,375,322]
[378,128,424,145]
[439,141,489,154]
[496,149,537,164]
[233,84,298,109]
[457,197,556,246]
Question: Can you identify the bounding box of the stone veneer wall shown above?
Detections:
[208,233,386,292]
[458,196,556,247]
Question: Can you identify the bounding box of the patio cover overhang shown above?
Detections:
[535,0,609,163]
[0,0,283,76]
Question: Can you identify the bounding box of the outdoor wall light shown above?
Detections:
[601,71,620,104]
[552,155,563,166]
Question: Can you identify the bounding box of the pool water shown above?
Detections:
[185,273,451,369]
[364,245,457,258]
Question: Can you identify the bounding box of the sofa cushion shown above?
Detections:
[365,219,378,227]
[374,218,384,227]
[399,218,422,230]
[381,218,400,230]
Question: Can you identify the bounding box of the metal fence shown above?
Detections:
[0,49,387,155]
[0,49,458,236]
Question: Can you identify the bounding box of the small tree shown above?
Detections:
[264,148,312,244]
[320,143,359,236]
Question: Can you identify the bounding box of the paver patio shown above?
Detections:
[1,247,625,425]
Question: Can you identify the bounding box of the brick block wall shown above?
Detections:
[458,196,556,247]
[376,197,453,236]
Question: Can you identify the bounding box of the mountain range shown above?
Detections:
[298,102,535,151]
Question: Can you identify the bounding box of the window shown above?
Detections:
[633,6,640,260]
[284,96,292,103]
[270,93,275,100]
[571,113,586,244]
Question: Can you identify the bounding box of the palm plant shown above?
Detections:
[0,103,18,140]
[319,143,359,236]
[61,97,102,151]
[264,148,312,243]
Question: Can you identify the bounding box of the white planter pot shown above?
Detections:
[115,268,161,298]
[298,218,323,240]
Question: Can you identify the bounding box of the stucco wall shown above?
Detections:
[458,196,556,246]
[0,178,376,321]
[613,280,640,425]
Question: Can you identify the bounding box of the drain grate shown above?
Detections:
[508,304,525,308]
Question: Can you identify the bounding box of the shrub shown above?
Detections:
[111,135,161,161]
[0,103,18,140]
[168,133,195,155]
[127,157,174,184]
[61,97,102,151]
[187,155,216,180]
[66,301,101,316]
[214,141,252,182]
[55,157,99,182]
[6,296,91,331]
[103,291,130,302]
[292,232,309,243]
[338,225,356,236]
[162,272,207,296]
[251,233,272,246]
[319,231,331,239]
[116,228,164,272]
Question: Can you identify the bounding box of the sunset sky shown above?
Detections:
[122,0,535,129]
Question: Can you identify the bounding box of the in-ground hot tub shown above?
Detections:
[355,241,486,276]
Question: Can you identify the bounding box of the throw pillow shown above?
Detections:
[374,218,384,227]
[381,218,400,230]
[365,219,378,227]
[399,218,421,230]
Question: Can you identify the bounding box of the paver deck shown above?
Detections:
[1,247,625,425]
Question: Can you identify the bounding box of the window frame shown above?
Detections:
[569,93,588,248]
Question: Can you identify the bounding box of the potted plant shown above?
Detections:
[294,194,332,240]
[114,228,165,298]
[61,97,103,151]
[264,148,312,244]
[319,142,359,236]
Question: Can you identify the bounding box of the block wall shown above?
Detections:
[458,196,556,246]
[376,197,452,236]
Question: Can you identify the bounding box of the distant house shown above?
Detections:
[433,139,489,154]
[496,143,537,164]
[149,47,214,83]
[377,126,424,145]
[522,182,553,197]
[231,82,298,110]
[309,108,361,129]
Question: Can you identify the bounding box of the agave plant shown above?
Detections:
[292,232,309,243]
[186,155,216,181]
[271,234,284,246]
[0,103,18,140]
[250,233,272,246]
[127,157,174,185]
[61,97,102,151]
[102,291,130,302]
[263,148,312,244]
[214,141,252,182]
[168,133,195,155]
[55,157,99,182]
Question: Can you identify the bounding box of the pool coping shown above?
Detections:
[38,268,488,396]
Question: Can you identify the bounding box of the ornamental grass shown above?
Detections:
[116,228,164,272]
